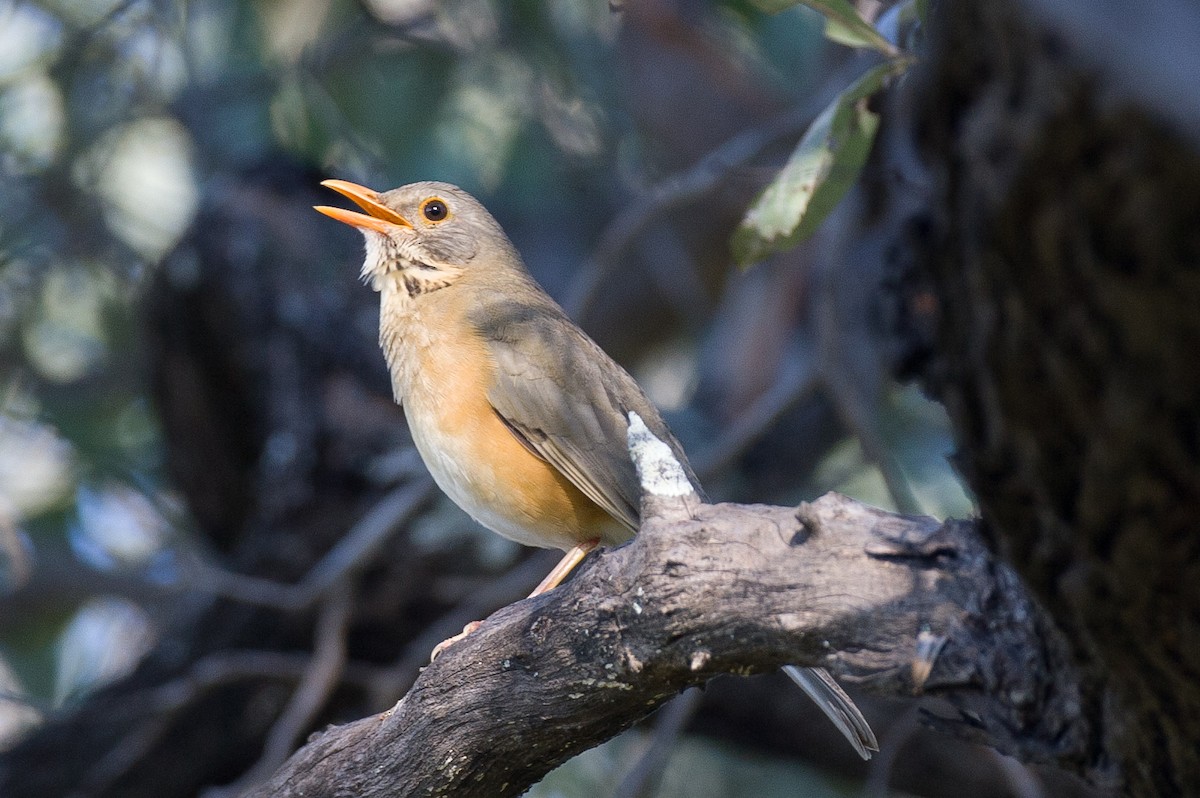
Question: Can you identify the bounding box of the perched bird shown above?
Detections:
[315,179,878,759]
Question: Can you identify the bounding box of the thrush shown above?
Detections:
[315,179,878,759]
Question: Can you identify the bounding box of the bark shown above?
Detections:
[882,2,1200,794]
[248,492,1083,798]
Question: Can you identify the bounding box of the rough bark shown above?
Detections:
[248,492,1083,798]
[882,2,1200,794]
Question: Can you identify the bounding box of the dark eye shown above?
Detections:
[421,198,448,222]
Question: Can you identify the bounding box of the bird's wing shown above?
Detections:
[474,298,700,537]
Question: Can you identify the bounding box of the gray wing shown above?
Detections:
[474,297,701,537]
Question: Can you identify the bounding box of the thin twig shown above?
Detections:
[0,509,30,592]
[77,713,175,797]
[204,586,356,798]
[365,551,559,706]
[822,365,923,515]
[143,651,383,716]
[185,478,435,611]
[0,690,47,717]
[72,649,384,795]
[77,639,377,797]
[564,106,815,322]
[636,226,712,328]
[812,255,923,515]
[298,479,434,597]
[692,357,820,482]
[611,689,703,798]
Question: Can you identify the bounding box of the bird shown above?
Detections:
[315,179,878,760]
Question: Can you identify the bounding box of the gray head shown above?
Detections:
[315,179,518,293]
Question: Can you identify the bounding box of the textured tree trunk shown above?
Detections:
[885,2,1200,794]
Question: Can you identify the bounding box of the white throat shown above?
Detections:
[360,234,460,296]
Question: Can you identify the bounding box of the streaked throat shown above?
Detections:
[361,235,460,297]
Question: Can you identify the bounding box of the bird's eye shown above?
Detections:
[421,198,449,222]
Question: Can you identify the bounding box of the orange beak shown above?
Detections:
[315,179,413,234]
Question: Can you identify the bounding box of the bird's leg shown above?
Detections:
[429,538,601,661]
[528,538,599,598]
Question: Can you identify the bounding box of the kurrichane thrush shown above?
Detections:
[315,179,877,759]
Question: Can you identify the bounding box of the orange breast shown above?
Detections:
[396,303,623,551]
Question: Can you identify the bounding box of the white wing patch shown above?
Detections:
[626,412,694,498]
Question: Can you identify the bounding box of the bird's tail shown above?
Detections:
[782,665,878,760]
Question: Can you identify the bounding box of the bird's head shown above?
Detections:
[315,179,515,294]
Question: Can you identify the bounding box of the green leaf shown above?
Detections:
[732,59,908,267]
[750,0,897,56]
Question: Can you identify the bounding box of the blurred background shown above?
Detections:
[0,0,1073,795]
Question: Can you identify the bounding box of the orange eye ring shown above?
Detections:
[420,197,450,223]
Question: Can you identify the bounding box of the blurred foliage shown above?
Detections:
[733,58,887,265]
[530,729,859,797]
[753,0,895,55]
[0,0,971,793]
[734,0,920,265]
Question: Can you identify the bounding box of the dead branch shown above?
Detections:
[247,490,1090,797]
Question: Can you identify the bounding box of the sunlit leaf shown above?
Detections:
[733,59,908,267]
[750,0,897,56]
[824,17,891,52]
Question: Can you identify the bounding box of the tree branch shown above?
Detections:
[249,491,1091,797]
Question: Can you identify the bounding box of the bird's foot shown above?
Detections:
[430,621,482,661]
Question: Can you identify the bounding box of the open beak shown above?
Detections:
[315,179,413,234]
